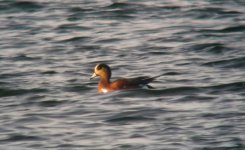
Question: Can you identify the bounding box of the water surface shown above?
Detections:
[0,0,244,149]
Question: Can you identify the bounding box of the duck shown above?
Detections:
[90,64,160,93]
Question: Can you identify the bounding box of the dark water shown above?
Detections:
[0,0,245,149]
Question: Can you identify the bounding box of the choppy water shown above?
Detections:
[0,0,245,149]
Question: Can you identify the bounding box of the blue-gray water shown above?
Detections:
[0,0,245,149]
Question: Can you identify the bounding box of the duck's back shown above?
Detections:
[110,76,155,89]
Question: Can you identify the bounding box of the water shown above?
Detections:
[0,0,244,149]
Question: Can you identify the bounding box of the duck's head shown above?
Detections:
[90,64,111,80]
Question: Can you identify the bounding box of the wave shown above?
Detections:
[0,88,47,97]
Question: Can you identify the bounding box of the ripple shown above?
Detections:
[0,88,47,97]
[2,1,44,13]
[40,70,57,75]
[197,25,245,34]
[105,115,155,124]
[207,81,244,92]
[163,72,181,76]
[38,100,66,107]
[202,56,245,69]
[107,2,131,8]
[0,133,43,142]
[11,54,41,61]
[151,86,202,96]
[186,7,242,19]
[105,107,167,124]
[201,111,245,119]
[55,24,91,32]
[177,95,216,102]
[220,25,245,33]
[191,43,232,54]
[69,7,94,13]
[64,84,91,93]
[59,36,91,43]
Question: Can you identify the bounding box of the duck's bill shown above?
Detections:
[90,73,97,80]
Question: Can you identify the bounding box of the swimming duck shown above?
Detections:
[90,64,160,93]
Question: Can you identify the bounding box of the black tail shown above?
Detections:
[142,74,162,83]
[128,75,161,87]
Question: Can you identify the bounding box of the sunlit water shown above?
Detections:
[0,0,244,149]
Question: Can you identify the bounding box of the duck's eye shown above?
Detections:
[97,65,102,70]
